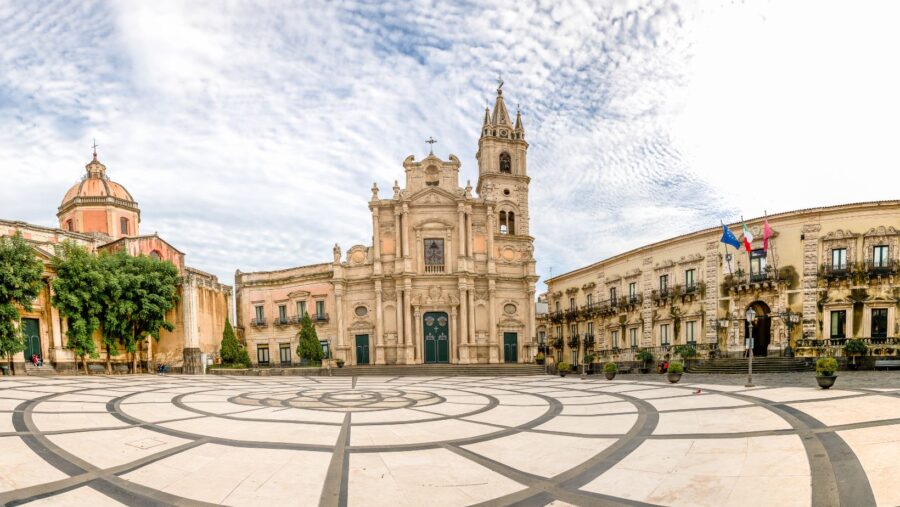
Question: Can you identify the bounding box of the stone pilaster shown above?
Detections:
[801,223,822,339]
[704,241,719,344]
[641,257,654,347]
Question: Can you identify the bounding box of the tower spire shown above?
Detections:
[514,104,524,133]
[491,76,511,127]
[92,138,99,161]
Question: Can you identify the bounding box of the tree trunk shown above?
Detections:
[105,344,111,374]
[131,350,137,374]
[7,356,13,376]
[81,354,88,374]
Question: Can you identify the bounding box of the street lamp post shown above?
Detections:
[776,311,800,358]
[745,307,756,387]
[580,334,586,380]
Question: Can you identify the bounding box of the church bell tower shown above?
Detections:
[476,80,530,236]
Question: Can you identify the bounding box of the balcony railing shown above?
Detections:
[315,313,329,323]
[628,294,642,305]
[250,318,267,327]
[749,271,769,283]
[424,264,445,274]
[867,258,896,276]
[796,336,899,348]
[274,317,291,326]
[821,263,851,280]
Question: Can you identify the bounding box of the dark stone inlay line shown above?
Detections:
[320,413,351,507]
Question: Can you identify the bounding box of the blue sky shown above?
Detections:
[2,0,900,288]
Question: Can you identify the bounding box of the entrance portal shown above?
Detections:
[423,312,449,363]
[355,334,370,365]
[503,332,518,363]
[744,301,771,357]
[22,318,40,361]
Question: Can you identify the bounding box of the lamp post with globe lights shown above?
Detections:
[745,307,757,387]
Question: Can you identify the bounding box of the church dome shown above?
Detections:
[60,154,136,206]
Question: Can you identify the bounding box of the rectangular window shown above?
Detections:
[257,345,270,365]
[873,245,889,267]
[66,219,73,231]
[871,308,888,338]
[424,238,445,269]
[279,344,291,364]
[609,287,617,303]
[659,275,668,293]
[586,294,593,307]
[685,321,695,343]
[556,326,562,342]
[831,248,847,270]
[611,330,619,346]
[569,323,577,339]
[278,305,287,323]
[629,282,636,298]
[254,305,264,323]
[538,330,546,344]
[830,310,846,339]
[569,297,576,310]
[750,249,767,276]
[629,328,637,347]
[316,300,325,319]
[587,322,594,336]
[685,269,696,290]
[297,300,307,318]
[120,217,129,235]
[320,340,331,359]
[660,324,669,345]
[555,301,560,313]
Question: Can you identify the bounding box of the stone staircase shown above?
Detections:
[331,364,547,377]
[686,357,815,374]
[24,363,58,377]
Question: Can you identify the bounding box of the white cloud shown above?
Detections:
[1,0,898,289]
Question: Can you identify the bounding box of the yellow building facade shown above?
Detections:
[539,201,900,366]
[236,84,539,366]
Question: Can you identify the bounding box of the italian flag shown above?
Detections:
[742,224,754,252]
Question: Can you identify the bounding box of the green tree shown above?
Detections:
[296,314,324,364]
[0,232,44,374]
[220,318,250,367]
[51,242,103,373]
[97,251,127,373]
[121,254,179,373]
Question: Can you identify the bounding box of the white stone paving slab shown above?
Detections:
[653,406,792,435]
[787,395,900,426]
[838,424,900,507]
[463,432,616,477]
[0,436,68,493]
[20,486,126,506]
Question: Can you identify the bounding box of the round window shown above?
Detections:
[503,188,511,196]
[503,303,517,315]
[355,306,368,317]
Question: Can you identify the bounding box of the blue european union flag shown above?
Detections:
[721,224,741,250]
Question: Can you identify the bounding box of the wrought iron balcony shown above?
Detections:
[749,271,769,283]
[315,313,330,323]
[820,263,851,280]
[684,284,698,294]
[866,258,896,276]
[250,318,267,327]
[628,294,642,305]
[274,317,291,326]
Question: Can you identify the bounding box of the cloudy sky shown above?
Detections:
[2,0,899,288]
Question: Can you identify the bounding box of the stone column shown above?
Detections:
[336,291,345,352]
[450,307,459,363]
[641,257,654,347]
[489,281,499,363]
[403,281,413,363]
[526,285,535,362]
[445,229,452,274]
[414,307,422,363]
[467,285,476,345]
[704,241,720,346]
[801,223,822,340]
[372,209,381,260]
[459,285,469,364]
[466,206,474,258]
[486,206,495,273]
[457,205,466,270]
[394,208,402,261]
[416,230,423,275]
[375,281,385,364]
[402,205,410,258]
[182,273,202,375]
[395,288,404,348]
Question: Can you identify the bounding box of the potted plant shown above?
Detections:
[535,352,546,365]
[636,350,654,373]
[603,362,618,380]
[335,358,345,368]
[584,354,595,374]
[843,339,867,370]
[667,361,684,383]
[557,361,571,377]
[815,357,838,389]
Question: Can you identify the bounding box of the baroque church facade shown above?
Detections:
[2,148,232,373]
[235,84,539,365]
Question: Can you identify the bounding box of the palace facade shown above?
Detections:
[538,201,900,367]
[3,150,232,373]
[235,84,538,366]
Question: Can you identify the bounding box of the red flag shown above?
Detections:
[763,218,773,252]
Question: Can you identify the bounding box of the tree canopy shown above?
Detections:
[296,314,324,364]
[220,318,250,367]
[0,232,44,372]
[51,242,103,373]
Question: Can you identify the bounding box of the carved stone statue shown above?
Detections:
[333,243,341,263]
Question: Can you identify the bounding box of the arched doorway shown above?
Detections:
[744,301,771,357]
[423,311,449,363]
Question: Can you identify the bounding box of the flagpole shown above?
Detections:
[766,210,779,273]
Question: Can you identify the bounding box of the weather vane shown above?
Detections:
[426,136,437,155]
[497,74,504,93]
[92,138,99,158]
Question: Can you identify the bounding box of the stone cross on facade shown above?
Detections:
[425,137,437,155]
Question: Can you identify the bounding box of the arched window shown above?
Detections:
[65,219,73,231]
[120,217,129,235]
[507,212,515,235]
[499,211,508,234]
[149,250,161,260]
[499,153,511,174]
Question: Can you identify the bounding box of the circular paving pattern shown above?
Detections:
[0,374,898,506]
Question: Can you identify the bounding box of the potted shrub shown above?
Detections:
[843,339,867,370]
[557,361,571,377]
[584,354,595,374]
[535,352,546,365]
[667,361,684,383]
[636,350,654,373]
[815,357,838,389]
[335,358,345,368]
[603,362,618,380]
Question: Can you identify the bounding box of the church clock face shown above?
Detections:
[424,239,444,265]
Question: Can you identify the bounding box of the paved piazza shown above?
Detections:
[1,375,899,506]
